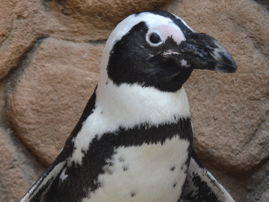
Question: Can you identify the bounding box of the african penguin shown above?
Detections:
[20,10,237,202]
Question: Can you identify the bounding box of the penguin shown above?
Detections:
[20,10,237,202]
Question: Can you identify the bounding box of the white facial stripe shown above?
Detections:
[171,13,194,32]
[102,12,186,69]
[82,136,189,202]
[152,25,185,44]
[70,83,190,165]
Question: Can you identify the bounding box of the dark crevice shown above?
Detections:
[252,40,269,65]
[44,0,74,15]
[4,36,49,93]
[0,36,49,127]
[254,0,269,12]
[88,39,107,45]
[1,127,46,186]
[245,154,269,201]
[243,111,269,148]
[1,36,50,181]
[41,0,52,11]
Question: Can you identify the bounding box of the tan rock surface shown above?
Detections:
[167,0,269,172]
[0,0,107,80]
[0,0,37,80]
[7,37,103,165]
[0,0,14,45]
[0,128,44,202]
[0,0,173,80]
[0,83,5,118]
[62,0,172,29]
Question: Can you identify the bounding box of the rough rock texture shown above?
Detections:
[0,128,27,202]
[46,0,173,30]
[244,159,269,202]
[0,128,44,202]
[1,0,269,201]
[0,0,171,80]
[7,37,102,165]
[0,0,35,80]
[0,84,5,118]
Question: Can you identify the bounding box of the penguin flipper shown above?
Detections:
[181,149,234,202]
[20,159,66,202]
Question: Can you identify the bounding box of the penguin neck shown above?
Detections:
[69,72,191,165]
[95,72,191,128]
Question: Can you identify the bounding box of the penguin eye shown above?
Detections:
[149,33,161,44]
[147,32,163,46]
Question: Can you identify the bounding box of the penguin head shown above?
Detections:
[99,10,237,92]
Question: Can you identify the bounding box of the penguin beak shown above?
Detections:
[163,33,237,73]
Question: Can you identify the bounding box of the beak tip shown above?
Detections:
[211,47,237,73]
[215,63,237,73]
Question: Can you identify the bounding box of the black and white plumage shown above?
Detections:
[20,10,237,202]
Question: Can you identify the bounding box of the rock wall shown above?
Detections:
[0,0,269,201]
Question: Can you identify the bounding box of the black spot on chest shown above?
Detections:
[131,191,136,197]
[46,118,193,202]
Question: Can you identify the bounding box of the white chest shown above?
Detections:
[82,136,190,202]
